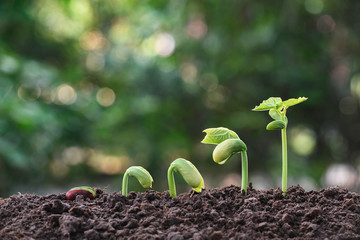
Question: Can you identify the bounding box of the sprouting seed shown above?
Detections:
[201,127,249,194]
[66,186,96,200]
[122,166,153,196]
[167,158,205,198]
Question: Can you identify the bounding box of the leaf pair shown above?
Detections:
[253,97,307,131]
[253,96,307,195]
[252,97,307,112]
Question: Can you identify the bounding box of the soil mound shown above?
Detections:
[0,185,359,239]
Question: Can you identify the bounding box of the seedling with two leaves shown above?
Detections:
[253,97,307,195]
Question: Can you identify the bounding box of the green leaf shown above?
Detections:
[201,127,239,145]
[252,97,283,111]
[268,109,282,120]
[282,97,307,109]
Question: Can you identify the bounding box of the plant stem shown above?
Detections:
[167,166,176,197]
[241,151,248,194]
[122,171,129,196]
[281,128,288,196]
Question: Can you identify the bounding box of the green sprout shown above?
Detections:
[122,166,153,196]
[167,158,205,198]
[201,127,248,194]
[253,97,307,195]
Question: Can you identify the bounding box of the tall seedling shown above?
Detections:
[253,97,307,195]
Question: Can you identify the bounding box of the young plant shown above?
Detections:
[122,166,153,196]
[201,127,248,194]
[167,158,205,198]
[66,186,96,200]
[252,97,307,195]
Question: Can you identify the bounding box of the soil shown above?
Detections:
[0,184,360,240]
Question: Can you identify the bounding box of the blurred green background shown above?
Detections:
[1,0,360,197]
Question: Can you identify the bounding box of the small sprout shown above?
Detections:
[167,158,205,198]
[122,166,153,196]
[66,186,96,200]
[202,127,249,194]
[253,96,307,195]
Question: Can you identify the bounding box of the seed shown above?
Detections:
[65,186,96,200]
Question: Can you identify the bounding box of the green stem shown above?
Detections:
[241,151,248,194]
[167,165,176,197]
[122,171,129,196]
[281,128,288,196]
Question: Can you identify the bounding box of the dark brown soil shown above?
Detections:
[0,185,360,239]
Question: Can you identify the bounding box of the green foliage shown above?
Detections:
[268,109,282,121]
[253,97,307,195]
[253,97,307,112]
[252,97,284,111]
[253,97,307,129]
[282,97,308,109]
[201,127,239,145]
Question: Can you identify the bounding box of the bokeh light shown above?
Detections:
[180,62,198,84]
[323,164,357,188]
[304,0,324,14]
[17,85,41,101]
[351,74,360,99]
[56,84,77,105]
[86,52,105,72]
[88,151,130,175]
[0,55,19,74]
[185,19,208,40]
[96,87,116,107]
[289,126,316,156]
[61,146,86,166]
[80,31,107,51]
[339,96,358,115]
[34,0,93,40]
[154,33,175,57]
[317,15,336,34]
